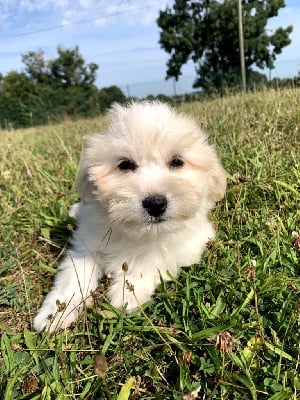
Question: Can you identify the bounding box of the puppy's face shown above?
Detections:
[78,102,226,235]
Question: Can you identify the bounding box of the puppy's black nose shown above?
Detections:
[142,194,168,217]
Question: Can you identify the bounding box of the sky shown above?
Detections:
[0,0,299,98]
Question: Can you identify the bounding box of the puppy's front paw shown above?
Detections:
[34,305,79,333]
[107,276,155,312]
[33,298,81,332]
[34,293,93,332]
[107,283,138,311]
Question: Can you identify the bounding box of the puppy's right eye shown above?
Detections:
[118,159,137,172]
[169,157,184,169]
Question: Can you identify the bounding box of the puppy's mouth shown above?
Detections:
[148,216,166,224]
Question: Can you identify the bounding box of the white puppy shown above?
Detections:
[34,101,226,332]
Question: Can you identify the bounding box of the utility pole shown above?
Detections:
[173,78,177,97]
[237,0,246,92]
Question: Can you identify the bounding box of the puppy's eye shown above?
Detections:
[118,159,137,172]
[169,157,184,169]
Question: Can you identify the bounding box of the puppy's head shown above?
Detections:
[77,101,226,235]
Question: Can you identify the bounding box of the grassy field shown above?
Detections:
[0,89,299,399]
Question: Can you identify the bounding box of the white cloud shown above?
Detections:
[60,18,71,27]
[94,17,107,27]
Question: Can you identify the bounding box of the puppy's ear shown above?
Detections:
[188,140,227,204]
[207,159,227,203]
[76,156,97,203]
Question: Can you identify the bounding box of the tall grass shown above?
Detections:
[0,89,299,399]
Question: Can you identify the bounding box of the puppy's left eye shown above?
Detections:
[169,157,184,169]
[118,159,137,172]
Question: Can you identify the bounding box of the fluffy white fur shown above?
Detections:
[33,101,226,332]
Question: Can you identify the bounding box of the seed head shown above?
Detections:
[181,350,193,367]
[233,172,247,183]
[246,260,256,279]
[56,300,66,312]
[292,231,300,250]
[94,353,108,377]
[122,262,129,272]
[126,280,135,292]
[215,331,234,353]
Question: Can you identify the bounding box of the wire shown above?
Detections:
[0,0,128,33]
[0,4,161,41]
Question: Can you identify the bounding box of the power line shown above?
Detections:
[237,0,246,92]
[0,4,160,41]
[0,0,130,33]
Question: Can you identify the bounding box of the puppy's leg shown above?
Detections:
[33,252,101,332]
[107,271,158,311]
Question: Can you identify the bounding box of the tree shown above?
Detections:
[22,46,98,89]
[98,86,126,112]
[21,46,100,119]
[48,46,98,88]
[0,71,46,127]
[22,50,49,84]
[157,0,293,93]
[0,46,127,128]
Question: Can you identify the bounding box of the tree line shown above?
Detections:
[0,46,126,129]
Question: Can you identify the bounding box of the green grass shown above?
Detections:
[0,89,299,399]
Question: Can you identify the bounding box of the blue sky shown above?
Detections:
[0,0,299,97]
